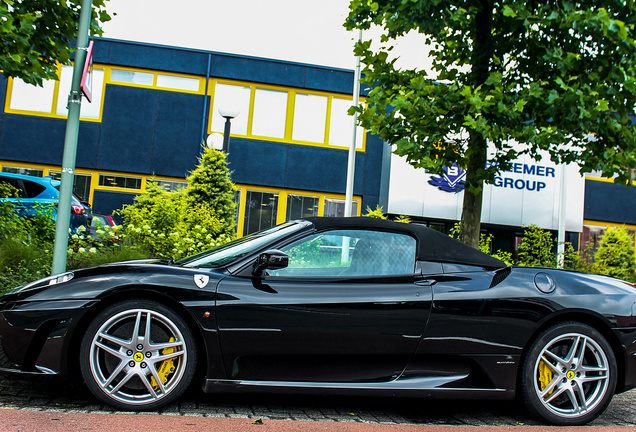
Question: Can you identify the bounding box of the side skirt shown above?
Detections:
[203,376,515,400]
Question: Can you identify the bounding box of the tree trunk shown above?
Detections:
[459,132,488,249]
[459,0,493,249]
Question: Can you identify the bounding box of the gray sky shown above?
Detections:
[101,0,431,71]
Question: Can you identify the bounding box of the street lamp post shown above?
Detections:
[51,0,93,275]
[344,29,363,218]
[218,108,239,153]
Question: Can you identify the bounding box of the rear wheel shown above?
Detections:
[80,300,197,410]
[520,322,616,425]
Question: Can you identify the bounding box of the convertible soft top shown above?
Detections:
[304,217,506,270]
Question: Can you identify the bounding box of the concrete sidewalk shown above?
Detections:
[0,409,632,432]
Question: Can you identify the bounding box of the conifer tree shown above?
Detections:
[185,148,236,236]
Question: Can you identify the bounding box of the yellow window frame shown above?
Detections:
[0,160,190,208]
[234,184,361,237]
[208,78,367,152]
[0,161,363,236]
[105,66,205,95]
[4,63,107,123]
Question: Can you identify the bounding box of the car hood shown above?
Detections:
[1,260,227,305]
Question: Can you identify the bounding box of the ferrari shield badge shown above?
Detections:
[194,274,210,289]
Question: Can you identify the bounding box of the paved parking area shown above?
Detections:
[1,373,636,426]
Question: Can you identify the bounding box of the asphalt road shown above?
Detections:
[1,373,636,427]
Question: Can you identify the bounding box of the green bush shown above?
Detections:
[449,222,513,264]
[393,215,412,224]
[0,147,238,293]
[562,241,596,274]
[119,147,236,259]
[0,238,52,287]
[65,224,147,270]
[0,190,57,294]
[364,205,387,219]
[594,228,636,281]
[516,224,556,267]
[119,183,232,260]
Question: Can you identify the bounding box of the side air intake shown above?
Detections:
[490,267,512,288]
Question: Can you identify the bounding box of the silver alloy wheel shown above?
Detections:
[533,332,610,419]
[88,308,189,406]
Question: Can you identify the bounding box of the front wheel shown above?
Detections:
[520,322,616,425]
[80,300,197,410]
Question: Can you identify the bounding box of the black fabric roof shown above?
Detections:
[303,217,506,270]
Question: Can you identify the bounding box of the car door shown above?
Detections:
[215,228,433,383]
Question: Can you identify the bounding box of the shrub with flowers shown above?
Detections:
[118,147,237,260]
[119,186,233,259]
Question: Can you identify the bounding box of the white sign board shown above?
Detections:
[388,148,585,232]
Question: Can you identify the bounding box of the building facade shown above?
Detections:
[0,38,385,236]
[0,37,635,255]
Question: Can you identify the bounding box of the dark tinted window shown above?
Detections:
[244,190,279,236]
[21,179,47,198]
[0,178,25,197]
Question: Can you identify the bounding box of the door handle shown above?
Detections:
[415,279,437,287]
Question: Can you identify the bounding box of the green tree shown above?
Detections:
[594,227,636,281]
[186,148,237,236]
[119,183,232,259]
[517,224,556,267]
[0,0,111,86]
[119,148,237,259]
[345,1,636,248]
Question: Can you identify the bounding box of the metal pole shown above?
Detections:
[222,117,232,153]
[557,163,567,268]
[51,0,93,275]
[344,29,363,218]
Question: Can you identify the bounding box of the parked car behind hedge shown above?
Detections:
[0,172,92,232]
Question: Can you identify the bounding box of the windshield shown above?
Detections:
[178,221,308,269]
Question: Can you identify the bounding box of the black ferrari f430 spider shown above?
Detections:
[1,217,636,425]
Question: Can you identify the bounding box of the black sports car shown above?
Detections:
[1,217,636,425]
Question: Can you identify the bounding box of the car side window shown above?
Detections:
[21,179,46,198]
[0,178,25,198]
[267,229,417,278]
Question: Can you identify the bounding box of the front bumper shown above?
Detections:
[0,299,95,376]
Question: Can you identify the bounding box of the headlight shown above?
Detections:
[6,272,74,295]
[48,272,74,285]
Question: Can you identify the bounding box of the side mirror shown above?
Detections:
[252,250,289,276]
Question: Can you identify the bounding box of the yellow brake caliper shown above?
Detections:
[538,361,554,395]
[151,337,177,390]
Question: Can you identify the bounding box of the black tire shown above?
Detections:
[519,322,616,425]
[79,299,197,410]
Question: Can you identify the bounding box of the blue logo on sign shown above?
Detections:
[429,164,466,192]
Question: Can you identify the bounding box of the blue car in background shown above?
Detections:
[0,172,92,232]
